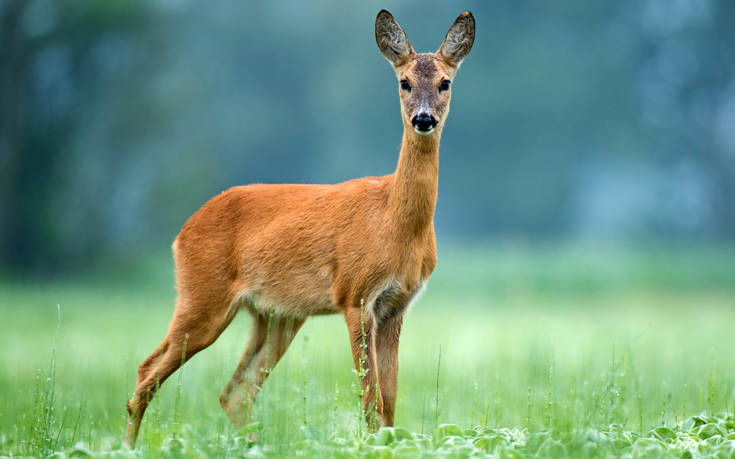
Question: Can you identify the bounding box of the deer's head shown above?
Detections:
[376,10,475,136]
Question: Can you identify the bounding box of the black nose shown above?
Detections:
[411,113,437,132]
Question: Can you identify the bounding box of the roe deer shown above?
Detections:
[124,9,474,447]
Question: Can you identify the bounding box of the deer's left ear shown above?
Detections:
[438,11,475,67]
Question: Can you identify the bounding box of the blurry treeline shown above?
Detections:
[0,0,734,276]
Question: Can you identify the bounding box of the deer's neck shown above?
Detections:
[389,128,440,238]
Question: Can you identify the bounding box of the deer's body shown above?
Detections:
[125,10,474,448]
[178,147,437,322]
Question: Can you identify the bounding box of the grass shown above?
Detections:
[1,244,735,457]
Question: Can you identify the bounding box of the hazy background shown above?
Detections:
[1,0,734,276]
[2,2,735,456]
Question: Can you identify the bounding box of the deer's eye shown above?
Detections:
[439,80,451,92]
[400,80,411,91]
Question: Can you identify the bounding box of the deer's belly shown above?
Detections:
[234,264,340,318]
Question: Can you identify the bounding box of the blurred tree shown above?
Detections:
[632,0,735,239]
[0,0,161,274]
[0,0,732,277]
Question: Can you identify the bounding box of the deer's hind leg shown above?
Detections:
[125,291,238,447]
[219,312,305,428]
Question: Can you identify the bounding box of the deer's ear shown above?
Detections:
[438,11,475,67]
[375,10,414,66]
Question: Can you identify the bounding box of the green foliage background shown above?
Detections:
[2,247,735,457]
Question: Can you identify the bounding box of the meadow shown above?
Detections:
[2,244,735,458]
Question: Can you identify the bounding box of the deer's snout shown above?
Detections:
[411,113,437,134]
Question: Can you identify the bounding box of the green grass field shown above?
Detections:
[2,245,735,457]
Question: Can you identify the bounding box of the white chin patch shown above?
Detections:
[413,126,434,135]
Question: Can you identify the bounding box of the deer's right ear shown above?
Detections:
[375,10,414,66]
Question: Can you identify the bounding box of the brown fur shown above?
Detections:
[124,10,474,447]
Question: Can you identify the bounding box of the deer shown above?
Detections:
[124,9,474,448]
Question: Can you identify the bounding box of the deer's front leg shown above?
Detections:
[345,306,380,431]
[375,314,402,426]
